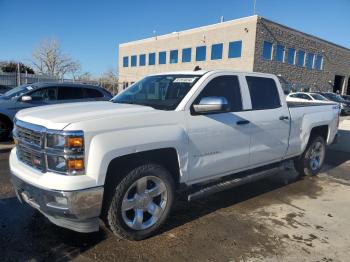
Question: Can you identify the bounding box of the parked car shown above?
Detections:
[286,92,332,104]
[315,92,350,115]
[0,84,11,95]
[0,82,112,139]
[341,95,350,102]
[10,70,339,240]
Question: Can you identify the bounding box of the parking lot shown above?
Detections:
[0,118,349,262]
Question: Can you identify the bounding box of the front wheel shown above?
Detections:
[0,118,11,140]
[294,136,326,176]
[105,163,175,240]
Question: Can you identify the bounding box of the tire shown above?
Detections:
[104,163,175,240]
[294,136,326,176]
[0,118,11,141]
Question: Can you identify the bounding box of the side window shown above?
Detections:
[84,88,103,98]
[57,87,84,100]
[194,75,242,112]
[246,76,281,110]
[29,87,57,101]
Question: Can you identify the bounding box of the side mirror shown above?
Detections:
[21,96,32,102]
[193,96,229,114]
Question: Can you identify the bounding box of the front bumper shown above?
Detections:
[11,174,104,233]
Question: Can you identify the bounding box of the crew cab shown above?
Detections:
[10,70,339,240]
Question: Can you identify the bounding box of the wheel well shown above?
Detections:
[0,114,13,129]
[105,148,181,188]
[310,125,328,141]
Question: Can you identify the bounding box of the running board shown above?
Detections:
[187,166,282,202]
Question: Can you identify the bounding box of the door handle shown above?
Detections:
[279,115,289,120]
[236,120,250,125]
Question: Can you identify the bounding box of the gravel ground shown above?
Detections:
[0,148,349,262]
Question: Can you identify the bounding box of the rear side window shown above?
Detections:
[85,88,104,98]
[58,87,84,100]
[246,76,281,110]
[195,75,242,112]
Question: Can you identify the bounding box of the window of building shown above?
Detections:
[306,53,315,69]
[131,55,137,67]
[159,51,166,64]
[315,55,323,70]
[262,41,273,60]
[275,44,284,62]
[228,40,242,58]
[296,50,305,67]
[149,53,155,65]
[139,54,146,66]
[211,43,223,60]
[194,75,242,112]
[196,46,206,61]
[170,50,178,64]
[123,56,129,67]
[182,48,191,63]
[246,76,281,110]
[287,48,296,65]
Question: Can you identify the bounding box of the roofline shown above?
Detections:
[119,15,258,47]
[259,16,350,52]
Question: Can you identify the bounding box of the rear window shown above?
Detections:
[85,88,104,98]
[246,76,281,110]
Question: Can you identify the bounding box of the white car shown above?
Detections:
[287,92,333,104]
[10,70,339,240]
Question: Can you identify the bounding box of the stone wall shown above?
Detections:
[254,17,350,94]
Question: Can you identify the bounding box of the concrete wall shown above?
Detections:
[254,17,350,94]
[118,16,258,90]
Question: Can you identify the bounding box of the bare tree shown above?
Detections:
[100,69,119,94]
[32,39,81,79]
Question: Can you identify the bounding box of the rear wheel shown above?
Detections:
[105,163,175,240]
[294,136,326,176]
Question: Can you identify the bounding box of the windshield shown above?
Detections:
[3,84,35,99]
[112,74,201,110]
[322,93,345,102]
[309,93,328,101]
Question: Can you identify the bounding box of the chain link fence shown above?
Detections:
[0,72,120,95]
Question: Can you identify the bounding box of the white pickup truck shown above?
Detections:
[10,70,339,240]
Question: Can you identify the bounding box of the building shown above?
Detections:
[118,15,350,94]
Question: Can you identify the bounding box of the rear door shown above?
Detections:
[244,75,290,166]
[186,73,252,182]
[56,86,86,103]
[83,88,109,101]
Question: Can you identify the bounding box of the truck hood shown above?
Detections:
[15,101,154,130]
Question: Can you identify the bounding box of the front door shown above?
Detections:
[186,74,251,183]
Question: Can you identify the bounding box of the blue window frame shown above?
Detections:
[287,48,295,65]
[306,53,315,69]
[131,55,137,67]
[228,41,242,58]
[148,53,155,65]
[211,43,223,60]
[139,54,146,66]
[196,46,206,61]
[170,50,178,64]
[315,55,323,70]
[296,50,305,67]
[182,48,191,62]
[275,44,284,62]
[159,51,166,64]
[262,41,273,60]
[123,56,129,67]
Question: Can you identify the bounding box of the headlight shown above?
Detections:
[46,130,85,175]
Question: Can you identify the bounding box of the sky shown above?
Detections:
[0,0,349,76]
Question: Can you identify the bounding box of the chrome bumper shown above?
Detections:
[11,175,104,233]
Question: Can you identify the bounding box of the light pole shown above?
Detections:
[253,0,257,15]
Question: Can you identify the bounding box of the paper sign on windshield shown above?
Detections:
[173,78,197,83]
[26,86,33,90]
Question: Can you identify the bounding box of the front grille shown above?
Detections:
[15,125,42,147]
[17,144,44,171]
